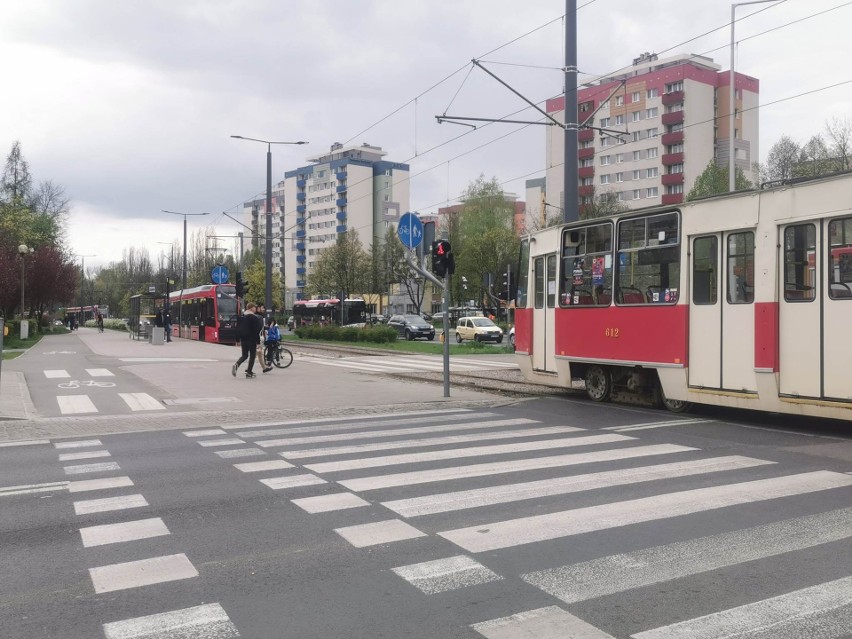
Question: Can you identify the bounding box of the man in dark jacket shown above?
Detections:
[232,303,264,378]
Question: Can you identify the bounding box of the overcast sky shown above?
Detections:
[2,0,850,270]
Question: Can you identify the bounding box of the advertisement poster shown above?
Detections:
[592,257,605,285]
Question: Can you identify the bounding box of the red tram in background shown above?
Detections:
[164,284,239,344]
[514,171,852,421]
[292,298,368,327]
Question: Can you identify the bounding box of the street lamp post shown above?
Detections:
[230,136,307,315]
[730,0,778,190]
[17,244,34,338]
[161,210,210,291]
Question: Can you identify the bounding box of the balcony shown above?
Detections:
[661,173,684,186]
[336,211,346,221]
[661,111,684,126]
[296,255,306,264]
[336,171,346,181]
[296,280,306,288]
[336,224,347,233]
[296,267,306,275]
[578,185,594,197]
[662,90,684,106]
[661,131,684,146]
[296,192,306,201]
[661,152,685,166]
[662,193,684,205]
[578,147,595,160]
[295,230,306,238]
[336,197,347,207]
[578,166,595,179]
[578,129,594,143]
[336,184,347,193]
[296,204,306,214]
[296,216,306,225]
[295,242,305,251]
[296,179,306,189]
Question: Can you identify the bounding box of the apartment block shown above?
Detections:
[541,53,759,213]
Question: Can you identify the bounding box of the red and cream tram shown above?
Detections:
[514,171,852,421]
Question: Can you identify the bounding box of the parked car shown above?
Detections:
[508,326,515,349]
[387,314,435,341]
[455,316,503,343]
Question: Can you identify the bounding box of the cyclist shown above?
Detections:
[265,318,281,364]
[96,312,104,333]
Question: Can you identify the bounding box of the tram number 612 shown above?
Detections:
[604,327,620,338]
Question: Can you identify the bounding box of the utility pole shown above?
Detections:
[564,0,579,222]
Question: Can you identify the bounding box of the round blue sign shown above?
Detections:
[397,212,423,249]
[211,265,229,284]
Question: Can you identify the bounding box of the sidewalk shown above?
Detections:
[0,328,519,442]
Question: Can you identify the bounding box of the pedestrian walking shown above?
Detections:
[232,303,264,378]
[164,309,172,342]
[154,309,164,328]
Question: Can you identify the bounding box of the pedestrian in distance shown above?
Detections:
[154,309,163,328]
[164,309,172,342]
[256,305,272,373]
[96,312,104,333]
[232,302,264,378]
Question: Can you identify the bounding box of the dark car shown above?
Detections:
[387,314,436,341]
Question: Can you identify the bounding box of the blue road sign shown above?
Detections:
[211,265,229,284]
[397,212,423,250]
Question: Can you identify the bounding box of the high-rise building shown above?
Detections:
[538,53,759,215]
[283,143,409,306]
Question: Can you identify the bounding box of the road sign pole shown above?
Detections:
[442,272,450,398]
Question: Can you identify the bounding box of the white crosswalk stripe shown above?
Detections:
[118,393,165,411]
[198,408,852,637]
[304,354,517,374]
[102,603,240,639]
[57,395,98,414]
[44,369,70,378]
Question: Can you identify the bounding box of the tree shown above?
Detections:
[763,135,801,182]
[243,260,283,309]
[448,176,521,310]
[686,160,752,201]
[26,246,78,328]
[307,230,370,302]
[1,141,33,204]
[579,186,629,219]
[796,134,835,178]
[825,116,852,171]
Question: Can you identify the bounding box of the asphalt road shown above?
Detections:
[2,397,851,638]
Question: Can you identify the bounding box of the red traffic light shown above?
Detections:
[433,240,451,257]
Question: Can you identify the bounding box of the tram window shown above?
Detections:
[692,236,717,305]
[726,232,754,304]
[783,224,816,302]
[828,217,852,299]
[547,255,558,308]
[516,240,530,308]
[560,223,613,307]
[616,212,681,305]
[534,258,545,309]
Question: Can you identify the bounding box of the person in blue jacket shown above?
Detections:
[264,318,281,365]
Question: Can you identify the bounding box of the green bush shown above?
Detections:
[294,325,397,344]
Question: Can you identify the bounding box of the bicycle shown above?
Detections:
[265,341,293,369]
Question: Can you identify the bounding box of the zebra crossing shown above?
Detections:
[186,407,852,638]
[43,367,166,414]
[303,354,518,374]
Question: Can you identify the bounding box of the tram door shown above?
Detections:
[778,223,821,398]
[823,217,852,400]
[689,232,757,391]
[531,254,557,373]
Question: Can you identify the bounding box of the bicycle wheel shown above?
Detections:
[273,346,293,369]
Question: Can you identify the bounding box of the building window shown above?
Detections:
[632,170,640,180]
[632,151,642,161]
[631,91,641,103]
[582,177,593,186]
[616,153,624,163]
[631,111,641,123]
[669,143,684,153]
[646,167,658,178]
[665,81,683,93]
[615,95,624,106]
[647,147,659,159]
[633,189,641,199]
[670,163,684,174]
[615,114,624,125]
[647,88,659,99]
[666,183,684,194]
[616,172,624,182]
[579,101,593,112]
[600,155,611,166]
[600,117,610,128]
[646,107,658,119]
[600,174,611,185]
[647,187,659,198]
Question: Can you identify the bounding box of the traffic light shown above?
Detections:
[432,240,451,278]
[235,272,244,298]
[502,271,513,301]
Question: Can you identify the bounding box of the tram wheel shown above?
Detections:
[659,384,691,413]
[584,365,612,402]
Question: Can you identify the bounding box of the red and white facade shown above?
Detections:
[536,53,759,216]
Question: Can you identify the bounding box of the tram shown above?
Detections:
[292,298,368,327]
[165,284,239,344]
[514,171,852,421]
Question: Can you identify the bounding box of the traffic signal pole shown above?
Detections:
[405,250,450,397]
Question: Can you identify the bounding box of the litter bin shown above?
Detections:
[151,326,165,345]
